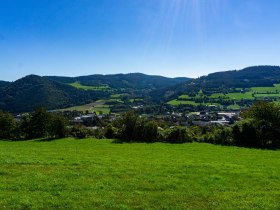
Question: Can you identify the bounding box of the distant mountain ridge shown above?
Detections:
[0,75,108,113]
[0,73,191,113]
[151,66,280,101]
[0,81,10,88]
[46,73,190,89]
[1,66,280,113]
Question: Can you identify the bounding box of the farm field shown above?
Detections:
[0,139,279,209]
[168,84,280,109]
[61,100,110,114]
[70,82,110,91]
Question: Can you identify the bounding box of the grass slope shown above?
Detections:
[62,100,110,114]
[70,82,110,91]
[0,139,279,209]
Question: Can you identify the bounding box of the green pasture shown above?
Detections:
[209,93,226,99]
[168,99,221,107]
[168,99,199,106]
[0,139,279,209]
[251,84,280,93]
[61,101,110,114]
[179,95,190,99]
[255,93,280,98]
[70,82,110,91]
[225,92,254,100]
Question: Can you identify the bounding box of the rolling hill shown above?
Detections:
[0,81,10,89]
[0,75,108,113]
[0,73,190,113]
[46,73,190,90]
[2,66,280,113]
[151,66,280,102]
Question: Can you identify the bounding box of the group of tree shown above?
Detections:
[201,101,280,148]
[0,101,280,149]
[0,107,68,140]
[105,111,192,143]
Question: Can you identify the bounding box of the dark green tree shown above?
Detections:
[142,121,158,143]
[0,111,16,139]
[48,114,68,138]
[29,107,50,139]
[234,102,280,148]
[166,127,191,144]
[119,111,137,141]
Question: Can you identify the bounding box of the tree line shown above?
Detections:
[0,102,279,149]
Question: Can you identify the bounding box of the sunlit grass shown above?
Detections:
[70,82,110,91]
[0,139,279,209]
[61,101,110,114]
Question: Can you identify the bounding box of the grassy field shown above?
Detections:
[62,100,110,114]
[0,139,279,209]
[70,82,110,91]
[251,84,280,93]
[170,84,280,109]
[168,99,199,106]
[225,92,254,100]
[179,95,191,99]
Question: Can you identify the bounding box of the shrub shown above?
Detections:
[165,127,192,144]
[70,125,88,139]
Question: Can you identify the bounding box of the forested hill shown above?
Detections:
[0,81,10,88]
[0,75,108,113]
[46,73,190,90]
[0,73,190,113]
[201,66,280,88]
[151,66,280,101]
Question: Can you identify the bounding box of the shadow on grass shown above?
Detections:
[35,137,64,142]
[0,137,66,142]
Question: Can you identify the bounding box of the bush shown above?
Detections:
[70,125,88,139]
[202,125,233,145]
[47,114,68,138]
[104,125,116,139]
[0,111,16,139]
[111,112,160,143]
[165,127,192,144]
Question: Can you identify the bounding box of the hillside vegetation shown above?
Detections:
[0,74,189,113]
[155,66,280,109]
[47,73,190,90]
[153,66,280,101]
[168,84,280,110]
[1,66,280,113]
[0,139,279,209]
[0,75,108,113]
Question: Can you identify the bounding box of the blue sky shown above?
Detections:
[1,0,280,81]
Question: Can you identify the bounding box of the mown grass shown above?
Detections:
[0,139,279,209]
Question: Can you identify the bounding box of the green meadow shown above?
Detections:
[62,100,110,114]
[167,99,199,106]
[169,84,280,108]
[70,82,110,91]
[0,139,279,209]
